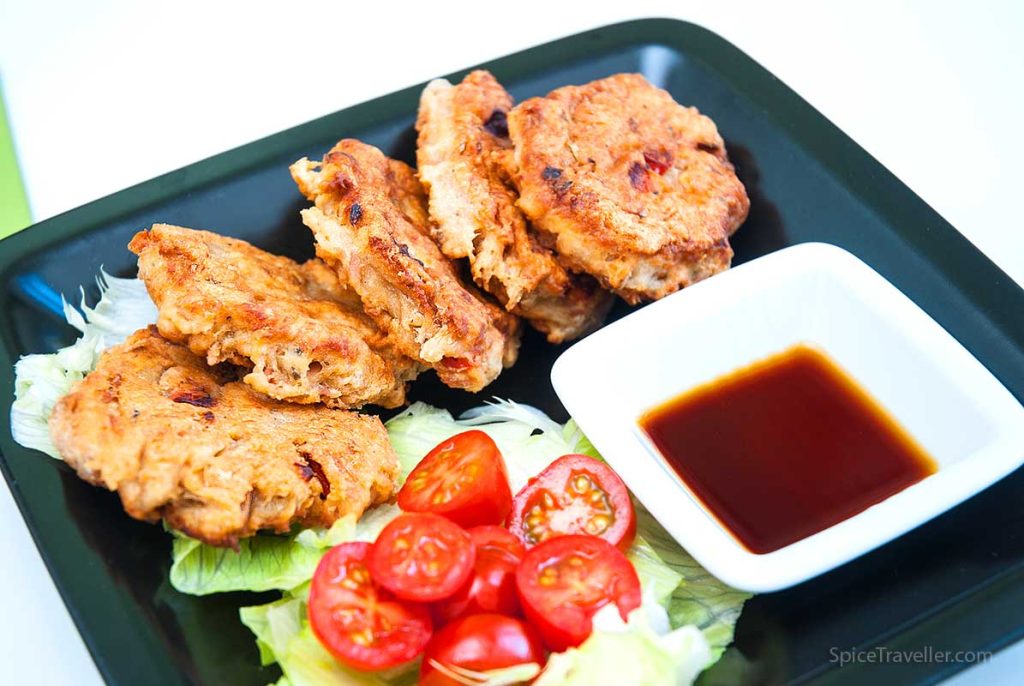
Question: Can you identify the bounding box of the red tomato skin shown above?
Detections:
[397,430,513,528]
[515,535,642,652]
[308,542,433,672]
[419,614,546,686]
[369,513,476,602]
[507,454,637,550]
[432,526,525,625]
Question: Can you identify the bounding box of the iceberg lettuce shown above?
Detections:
[632,507,752,661]
[534,605,711,686]
[170,505,403,596]
[10,272,156,457]
[239,595,419,686]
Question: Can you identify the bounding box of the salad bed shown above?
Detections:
[13,274,750,685]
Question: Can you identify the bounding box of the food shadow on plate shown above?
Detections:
[726,142,788,265]
[56,466,277,685]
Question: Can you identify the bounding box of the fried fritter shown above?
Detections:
[508,73,750,304]
[290,139,521,392]
[49,327,398,547]
[416,71,612,343]
[129,224,420,409]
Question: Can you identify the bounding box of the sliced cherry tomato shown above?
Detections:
[369,513,476,602]
[515,534,641,651]
[507,454,637,550]
[419,614,546,686]
[433,526,525,625]
[397,430,513,528]
[308,542,432,671]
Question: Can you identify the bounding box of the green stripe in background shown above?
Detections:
[0,78,31,239]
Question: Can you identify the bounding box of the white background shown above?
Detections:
[1,1,1022,684]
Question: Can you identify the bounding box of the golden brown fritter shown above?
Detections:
[508,73,750,304]
[416,71,612,343]
[49,327,398,547]
[290,139,521,392]
[129,224,420,409]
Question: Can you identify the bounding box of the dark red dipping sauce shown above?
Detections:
[638,344,937,554]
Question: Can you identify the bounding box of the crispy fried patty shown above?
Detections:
[49,327,398,547]
[291,139,521,392]
[416,71,612,342]
[508,73,749,304]
[130,224,420,409]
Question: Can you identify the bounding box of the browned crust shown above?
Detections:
[415,70,612,342]
[129,224,420,409]
[508,73,750,304]
[49,327,398,547]
[290,139,521,392]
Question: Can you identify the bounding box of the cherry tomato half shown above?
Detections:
[368,513,476,602]
[419,614,546,686]
[515,534,641,652]
[507,454,637,550]
[308,542,433,671]
[433,525,525,625]
[397,430,513,528]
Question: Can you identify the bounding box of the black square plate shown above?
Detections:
[2,18,1023,686]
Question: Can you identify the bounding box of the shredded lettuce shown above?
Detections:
[10,272,156,457]
[534,605,711,686]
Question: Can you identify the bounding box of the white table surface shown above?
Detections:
[1,1,1022,684]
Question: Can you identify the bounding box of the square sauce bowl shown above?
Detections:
[551,243,1024,592]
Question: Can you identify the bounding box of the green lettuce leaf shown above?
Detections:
[534,605,710,686]
[628,534,686,608]
[239,596,304,667]
[633,507,752,661]
[169,504,402,596]
[240,595,419,686]
[10,272,156,457]
[171,515,349,595]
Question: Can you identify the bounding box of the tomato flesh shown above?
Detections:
[398,430,513,528]
[433,525,525,625]
[419,614,546,686]
[507,454,636,550]
[308,542,433,671]
[368,513,476,602]
[515,534,641,651]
